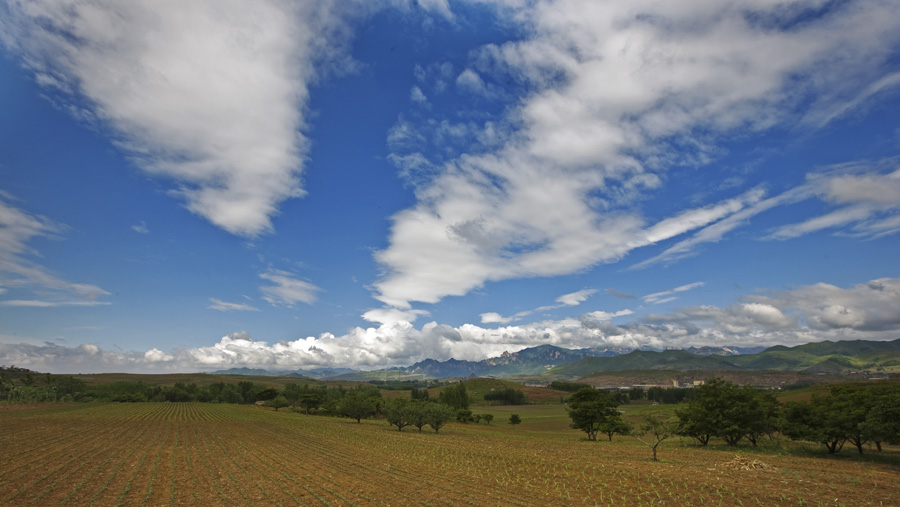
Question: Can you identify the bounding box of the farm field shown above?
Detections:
[1,402,898,506]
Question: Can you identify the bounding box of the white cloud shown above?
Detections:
[1,0,359,237]
[0,299,109,307]
[374,0,900,309]
[5,277,899,373]
[581,309,634,322]
[207,298,261,312]
[410,85,428,105]
[479,312,511,324]
[0,194,109,307]
[554,288,598,307]
[643,282,705,304]
[456,68,487,95]
[131,221,149,234]
[362,307,430,325]
[259,269,320,307]
[770,166,900,240]
[634,185,815,268]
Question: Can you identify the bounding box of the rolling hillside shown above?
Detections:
[548,338,900,378]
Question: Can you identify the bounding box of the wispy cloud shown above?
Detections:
[0,194,109,307]
[131,221,149,234]
[482,288,599,324]
[1,0,359,237]
[769,166,900,240]
[259,269,320,307]
[643,282,705,304]
[607,288,636,300]
[207,298,261,312]
[0,299,109,307]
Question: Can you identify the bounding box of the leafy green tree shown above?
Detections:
[340,391,378,423]
[567,388,620,441]
[782,396,850,454]
[509,414,521,428]
[830,385,872,454]
[456,409,474,423]
[598,415,631,442]
[410,400,431,431]
[439,383,470,410]
[297,393,323,415]
[632,415,676,461]
[425,404,454,433]
[267,395,289,411]
[481,413,494,425]
[384,399,413,431]
[743,390,780,446]
[861,392,900,451]
[675,378,778,446]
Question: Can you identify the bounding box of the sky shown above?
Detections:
[1,0,900,374]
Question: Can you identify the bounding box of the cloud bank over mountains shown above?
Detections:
[4,277,899,373]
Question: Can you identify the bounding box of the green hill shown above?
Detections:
[547,338,900,378]
[546,349,740,377]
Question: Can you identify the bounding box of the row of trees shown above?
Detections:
[566,378,900,459]
[675,379,778,447]
[782,384,900,453]
[673,378,900,453]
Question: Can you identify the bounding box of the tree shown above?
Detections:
[567,388,619,441]
[632,415,676,461]
[782,397,849,454]
[482,413,494,425]
[410,401,431,431]
[484,388,527,405]
[297,393,323,415]
[456,409,474,423]
[425,404,454,433]
[675,378,778,446]
[598,415,631,442]
[384,399,413,431]
[861,392,900,451]
[266,395,289,411]
[743,390,779,446]
[509,414,521,428]
[340,391,377,423]
[439,383,470,410]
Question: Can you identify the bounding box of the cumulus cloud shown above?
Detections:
[5,277,899,373]
[1,0,359,237]
[259,269,321,307]
[410,85,429,105]
[456,68,487,95]
[0,194,109,307]
[374,0,900,309]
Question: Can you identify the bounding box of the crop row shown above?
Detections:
[2,403,898,506]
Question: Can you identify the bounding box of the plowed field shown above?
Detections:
[1,403,897,506]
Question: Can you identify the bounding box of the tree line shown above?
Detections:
[565,378,900,456]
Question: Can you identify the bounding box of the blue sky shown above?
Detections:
[1,0,900,373]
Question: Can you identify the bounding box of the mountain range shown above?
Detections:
[209,338,899,380]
